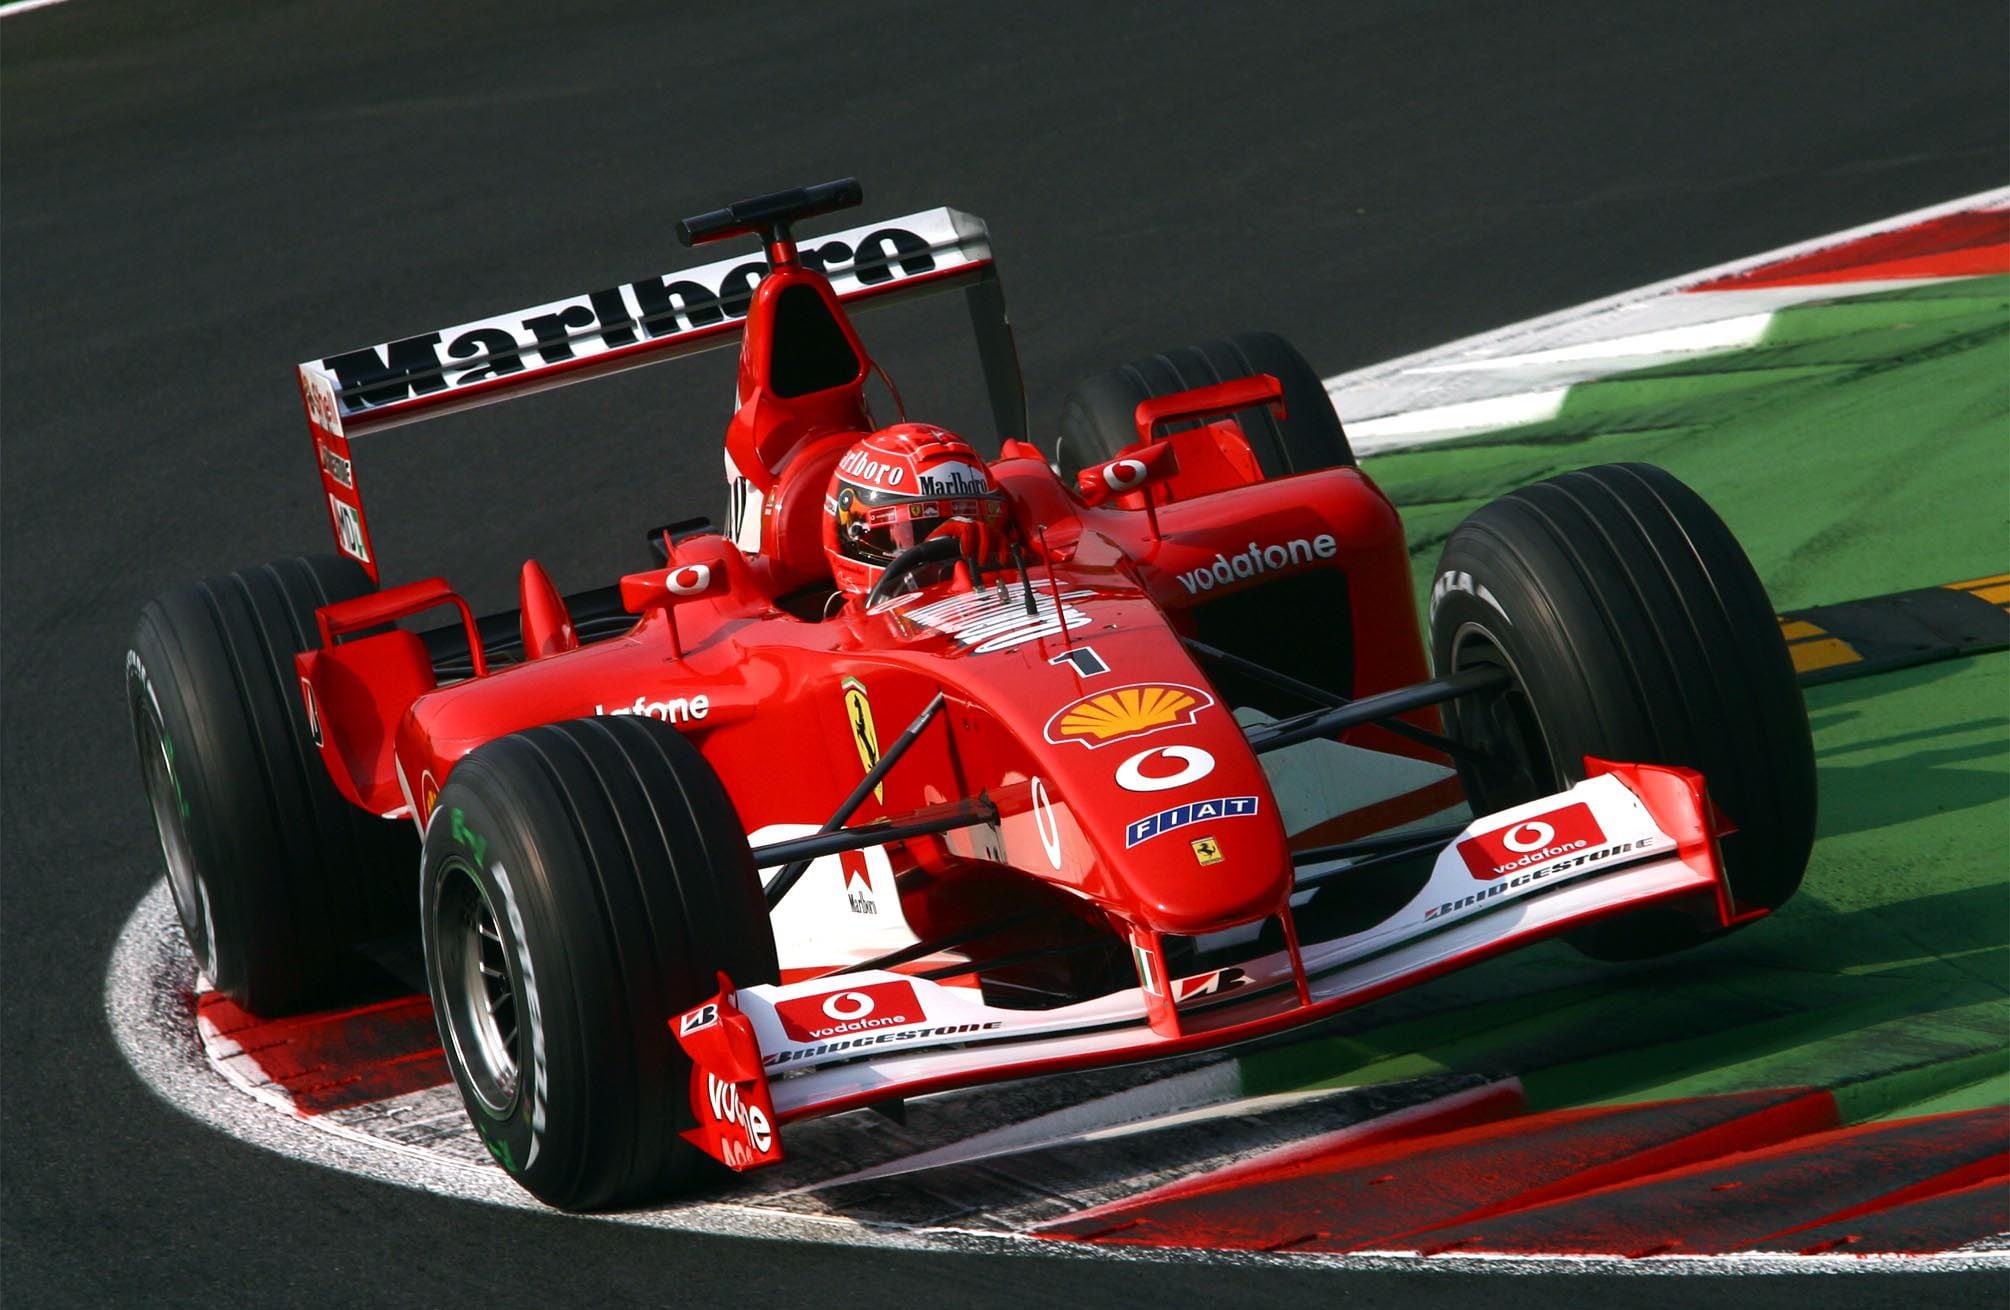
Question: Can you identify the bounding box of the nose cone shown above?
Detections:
[1032,667,1292,933]
[1094,740,1293,933]
[897,581,1295,936]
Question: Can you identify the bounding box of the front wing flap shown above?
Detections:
[672,760,1746,1171]
[675,974,784,1172]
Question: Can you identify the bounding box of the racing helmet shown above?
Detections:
[823,424,1006,598]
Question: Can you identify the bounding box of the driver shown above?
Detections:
[823,424,1009,600]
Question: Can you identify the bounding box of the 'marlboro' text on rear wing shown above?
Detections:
[296,207,1022,579]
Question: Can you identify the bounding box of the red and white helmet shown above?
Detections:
[823,424,1007,597]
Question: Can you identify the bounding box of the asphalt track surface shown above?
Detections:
[4,2,2006,1305]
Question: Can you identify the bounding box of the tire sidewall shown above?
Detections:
[127,555,411,1012]
[127,601,297,999]
[1427,465,1817,958]
[1428,534,1609,800]
[420,786,592,1201]
[1429,583,1573,798]
[125,636,229,983]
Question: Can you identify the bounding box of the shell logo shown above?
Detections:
[1043,682,1216,749]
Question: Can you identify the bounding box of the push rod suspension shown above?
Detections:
[1289,820,1471,867]
[1181,637,1480,761]
[1243,666,1509,756]
[824,908,1049,979]
[1289,821,1471,892]
[751,796,997,871]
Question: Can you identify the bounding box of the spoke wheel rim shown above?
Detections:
[1449,624,1557,809]
[434,863,522,1115]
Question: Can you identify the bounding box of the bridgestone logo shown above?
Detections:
[763,1020,1005,1068]
[317,442,353,489]
[1425,838,1655,921]
[1175,535,1337,594]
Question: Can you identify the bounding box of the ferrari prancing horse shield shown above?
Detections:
[841,676,883,801]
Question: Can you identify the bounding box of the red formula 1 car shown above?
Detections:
[127,180,1817,1209]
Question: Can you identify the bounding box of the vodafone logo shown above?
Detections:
[820,991,875,1021]
[1114,745,1215,793]
[666,563,714,596]
[1458,802,1606,880]
[775,979,924,1043]
[1102,458,1148,492]
[704,1073,773,1156]
[1076,443,1173,506]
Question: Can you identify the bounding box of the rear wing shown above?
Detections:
[296,206,1022,579]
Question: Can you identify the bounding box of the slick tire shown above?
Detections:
[1055,331,1355,480]
[126,554,416,1015]
[1428,463,1817,960]
[421,716,778,1211]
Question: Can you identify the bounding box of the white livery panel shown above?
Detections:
[708,772,1717,1117]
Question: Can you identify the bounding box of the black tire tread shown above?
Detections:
[1433,464,1814,958]
[426,715,773,1210]
[129,553,409,1013]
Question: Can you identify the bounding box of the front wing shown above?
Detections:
[674,759,1756,1172]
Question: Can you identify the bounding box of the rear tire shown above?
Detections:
[421,716,777,1211]
[1427,464,1816,959]
[1056,331,1354,480]
[126,555,416,1015]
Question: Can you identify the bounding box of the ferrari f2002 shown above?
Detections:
[128,180,1816,1209]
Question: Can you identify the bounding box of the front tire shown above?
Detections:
[1428,464,1817,959]
[126,555,415,1014]
[421,716,777,1210]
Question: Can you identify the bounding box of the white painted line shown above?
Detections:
[1347,388,1568,452]
[1327,186,2010,454]
[1410,312,1773,373]
[947,1226,2010,1274]
[1338,186,2010,387]
[0,0,77,18]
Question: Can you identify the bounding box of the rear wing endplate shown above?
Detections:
[296,206,1020,578]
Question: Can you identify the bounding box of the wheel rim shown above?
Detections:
[1448,624,1558,810]
[135,698,216,979]
[433,863,522,1115]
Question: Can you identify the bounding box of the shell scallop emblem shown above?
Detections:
[1043,682,1217,749]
